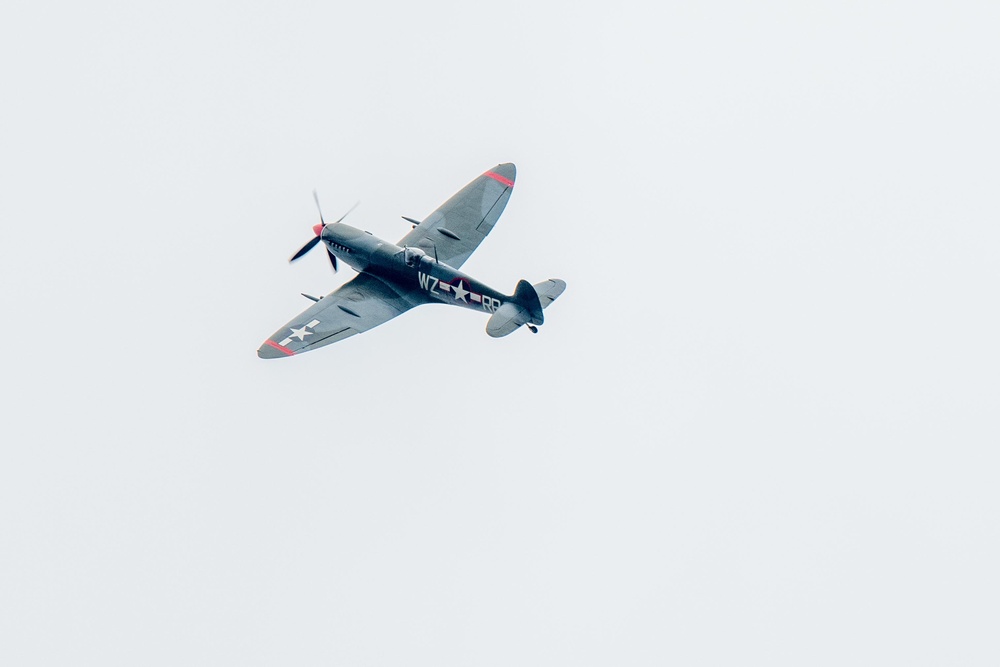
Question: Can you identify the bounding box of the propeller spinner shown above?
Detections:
[288,192,359,272]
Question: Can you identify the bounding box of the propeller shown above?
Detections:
[289,234,322,263]
[288,192,359,273]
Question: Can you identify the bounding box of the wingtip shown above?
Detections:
[257,340,295,359]
[491,163,516,181]
[484,163,516,188]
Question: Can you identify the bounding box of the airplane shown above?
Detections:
[258,163,566,358]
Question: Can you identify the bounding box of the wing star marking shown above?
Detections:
[279,319,321,346]
[288,326,312,341]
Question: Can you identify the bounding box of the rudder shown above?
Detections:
[513,279,544,325]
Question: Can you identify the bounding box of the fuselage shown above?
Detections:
[321,222,508,314]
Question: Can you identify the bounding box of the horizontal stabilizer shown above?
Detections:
[485,279,565,338]
[532,279,566,309]
[486,302,530,338]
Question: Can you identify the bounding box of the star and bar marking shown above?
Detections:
[418,273,500,312]
[278,319,320,347]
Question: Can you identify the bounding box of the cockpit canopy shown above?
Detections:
[402,247,427,267]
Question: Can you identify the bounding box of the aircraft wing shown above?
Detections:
[258,273,414,358]
[396,163,516,269]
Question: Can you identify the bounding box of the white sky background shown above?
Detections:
[2,1,999,664]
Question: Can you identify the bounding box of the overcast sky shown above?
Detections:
[2,1,999,665]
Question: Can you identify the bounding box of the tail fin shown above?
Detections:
[513,280,545,325]
[485,279,566,338]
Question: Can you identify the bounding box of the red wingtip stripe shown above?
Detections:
[484,171,514,188]
[264,339,295,355]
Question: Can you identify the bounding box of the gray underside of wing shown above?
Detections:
[396,163,515,269]
[258,273,413,358]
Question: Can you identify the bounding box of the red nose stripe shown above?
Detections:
[484,171,514,187]
[264,339,295,356]
[313,224,324,236]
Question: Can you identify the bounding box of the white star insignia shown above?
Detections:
[452,280,469,302]
[288,325,313,341]
[278,319,321,347]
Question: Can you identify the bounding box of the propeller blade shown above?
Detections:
[334,201,360,225]
[289,235,321,262]
[326,248,338,272]
[312,190,325,225]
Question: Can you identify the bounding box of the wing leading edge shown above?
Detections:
[258,273,413,358]
[396,163,515,269]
